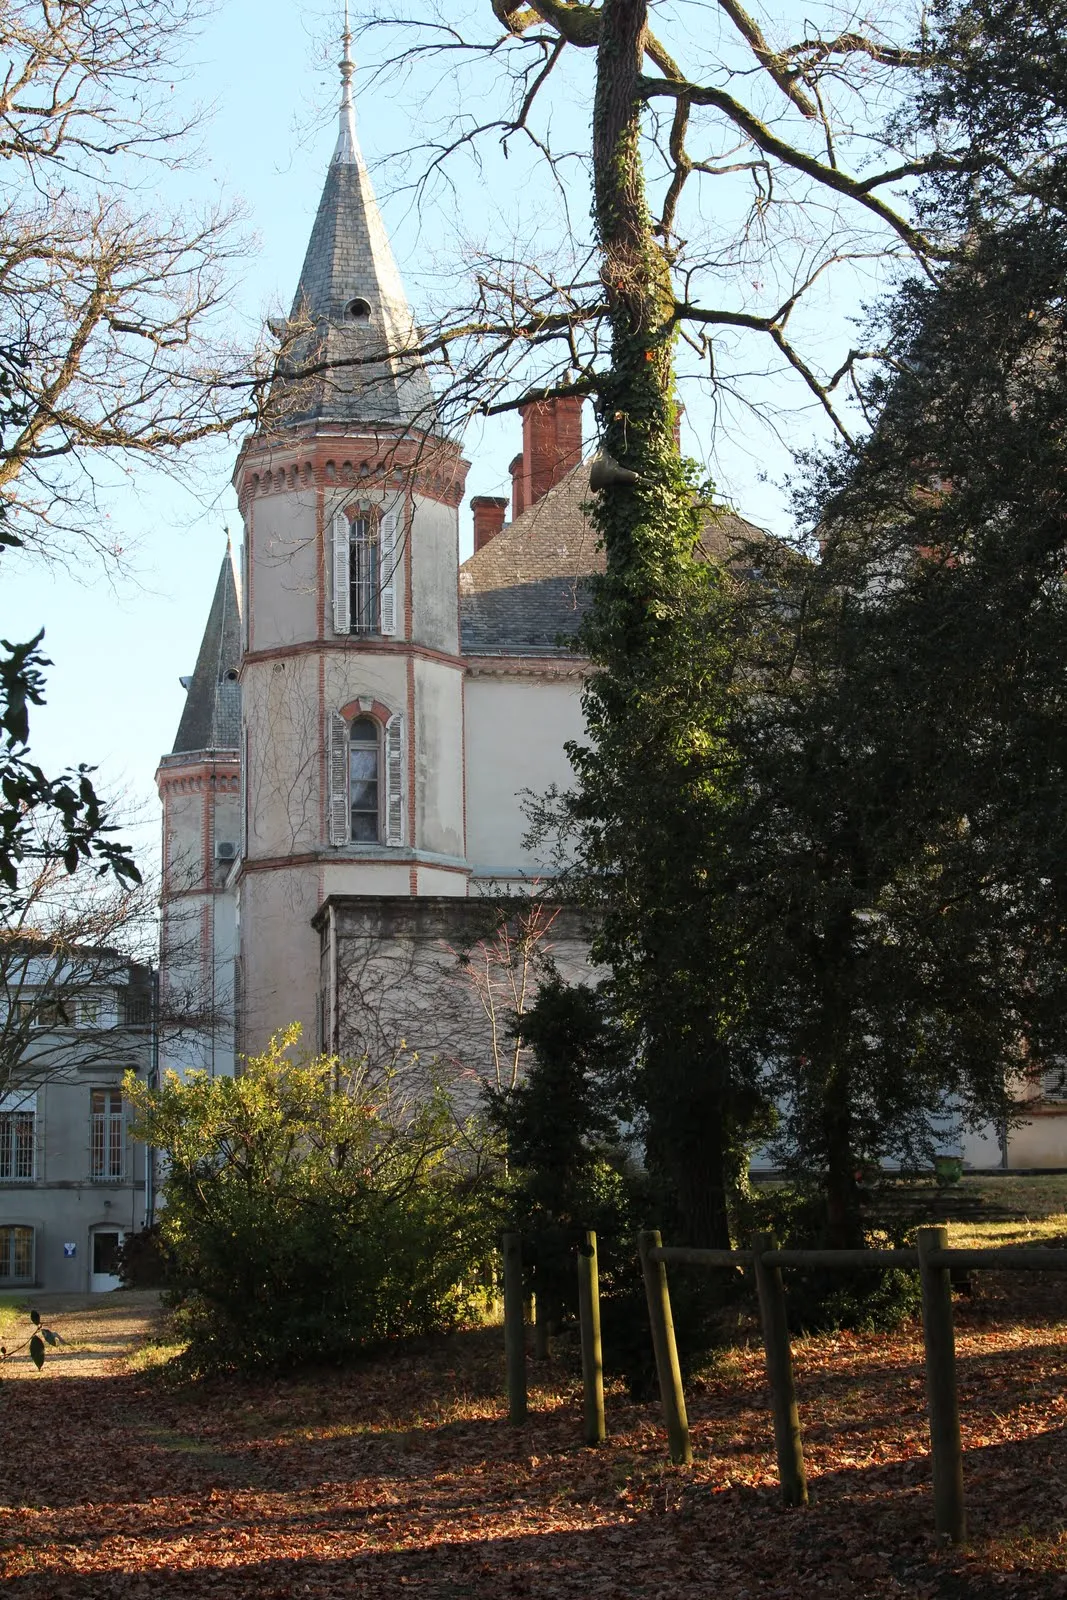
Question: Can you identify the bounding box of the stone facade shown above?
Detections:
[0,961,153,1293]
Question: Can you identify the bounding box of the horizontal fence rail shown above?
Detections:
[642,1227,1067,1545]
[651,1245,1067,1271]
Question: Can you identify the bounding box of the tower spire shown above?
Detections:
[334,2,358,166]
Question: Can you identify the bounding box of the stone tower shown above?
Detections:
[156,547,242,1076]
[231,29,469,1053]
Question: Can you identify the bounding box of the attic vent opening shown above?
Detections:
[344,297,371,323]
[224,669,239,682]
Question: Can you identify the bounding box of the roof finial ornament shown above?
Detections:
[334,1,358,166]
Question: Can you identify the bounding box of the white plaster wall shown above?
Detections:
[244,654,324,858]
[410,495,459,653]
[238,866,322,1053]
[322,649,408,725]
[247,486,320,650]
[414,659,464,857]
[464,674,586,874]
[1008,1112,1067,1168]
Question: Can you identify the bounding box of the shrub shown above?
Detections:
[738,1182,921,1333]
[124,1029,496,1371]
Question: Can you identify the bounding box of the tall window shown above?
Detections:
[349,717,380,841]
[349,516,380,633]
[0,1107,34,1180]
[0,1226,33,1283]
[90,1088,123,1181]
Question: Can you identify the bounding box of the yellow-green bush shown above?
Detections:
[125,1030,495,1371]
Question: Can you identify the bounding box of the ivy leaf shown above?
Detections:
[29,1308,40,1325]
[29,1334,45,1369]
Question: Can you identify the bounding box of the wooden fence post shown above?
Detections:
[751,1231,808,1507]
[577,1230,606,1446]
[638,1229,692,1465]
[502,1231,527,1426]
[918,1225,966,1544]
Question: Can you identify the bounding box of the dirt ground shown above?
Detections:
[1,1277,1066,1598]
[0,1291,162,1378]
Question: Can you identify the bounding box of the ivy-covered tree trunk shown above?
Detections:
[574,0,753,1247]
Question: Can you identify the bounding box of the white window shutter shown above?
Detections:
[384,712,405,846]
[327,711,350,846]
[331,512,351,635]
[379,502,400,636]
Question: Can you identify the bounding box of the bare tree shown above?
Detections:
[0,1,277,566]
[304,0,973,456]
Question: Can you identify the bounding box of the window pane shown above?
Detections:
[0,1226,34,1282]
[351,812,378,842]
[350,779,378,811]
[350,748,377,779]
[349,521,380,632]
[0,1112,33,1180]
[93,1232,121,1275]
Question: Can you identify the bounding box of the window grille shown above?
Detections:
[0,1225,33,1282]
[349,717,380,841]
[0,1112,34,1180]
[349,517,380,633]
[124,990,152,1027]
[90,1088,124,1181]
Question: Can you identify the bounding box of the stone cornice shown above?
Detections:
[462,654,589,680]
[233,428,470,513]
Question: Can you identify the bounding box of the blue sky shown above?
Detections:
[4,0,911,871]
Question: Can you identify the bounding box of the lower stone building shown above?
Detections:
[0,953,153,1294]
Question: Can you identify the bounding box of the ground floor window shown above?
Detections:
[0,1224,34,1282]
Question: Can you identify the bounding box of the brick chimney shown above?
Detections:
[509,453,526,521]
[515,395,584,513]
[471,495,509,552]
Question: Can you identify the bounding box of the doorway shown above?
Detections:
[89,1228,125,1292]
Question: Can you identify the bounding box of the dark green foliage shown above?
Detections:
[488,973,638,1327]
[737,1184,921,1334]
[716,0,1067,1242]
[116,1225,172,1290]
[125,1031,497,1373]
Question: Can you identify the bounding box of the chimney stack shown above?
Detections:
[515,395,584,514]
[471,495,509,552]
[509,453,526,521]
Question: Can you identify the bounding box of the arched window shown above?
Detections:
[349,515,380,632]
[349,717,379,841]
[344,297,371,322]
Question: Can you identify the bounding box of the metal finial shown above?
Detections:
[334,0,358,163]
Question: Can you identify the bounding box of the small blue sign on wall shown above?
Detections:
[63,1242,77,1258]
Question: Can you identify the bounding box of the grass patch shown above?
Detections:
[0,1295,28,1340]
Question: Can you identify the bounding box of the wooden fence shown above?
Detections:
[501,1225,1067,1546]
[640,1226,1067,1545]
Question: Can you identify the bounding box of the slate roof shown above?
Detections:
[459,462,768,656]
[171,550,242,754]
[274,77,437,431]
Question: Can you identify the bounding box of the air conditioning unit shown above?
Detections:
[215,840,238,863]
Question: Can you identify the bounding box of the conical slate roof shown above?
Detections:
[171,550,241,754]
[276,49,436,430]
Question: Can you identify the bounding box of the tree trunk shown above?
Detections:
[822,1060,864,1249]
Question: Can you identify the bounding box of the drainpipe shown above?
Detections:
[144,965,159,1228]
